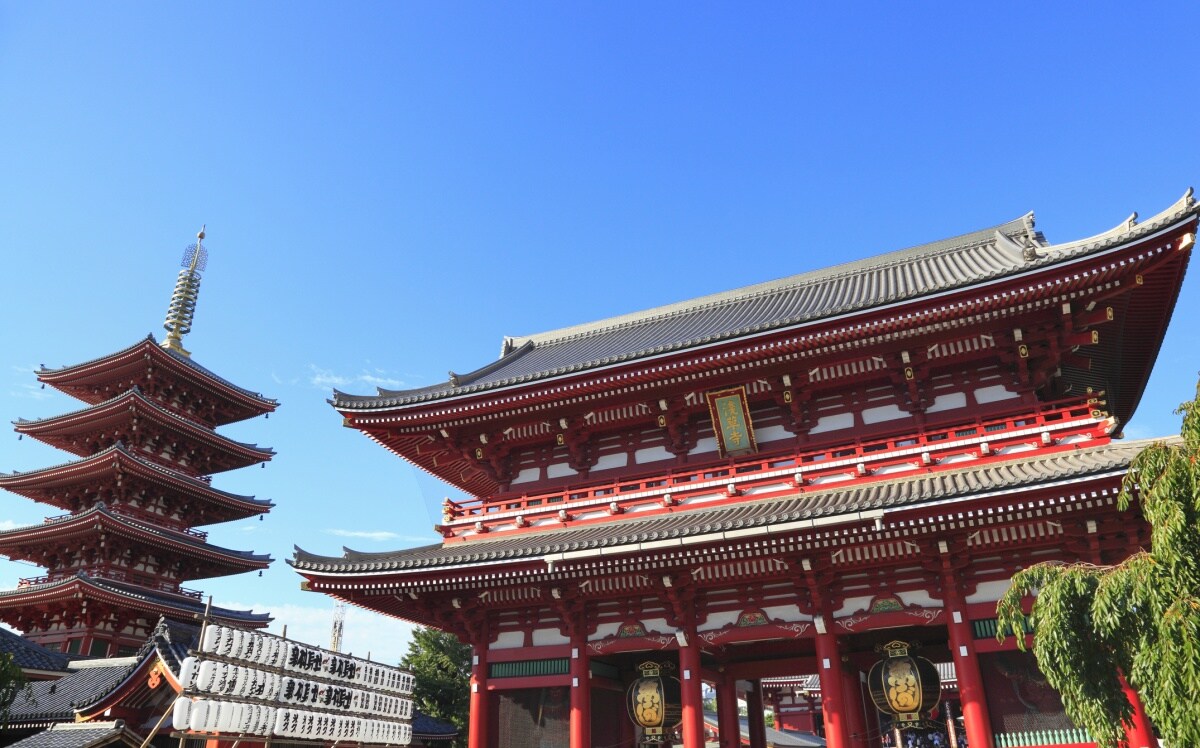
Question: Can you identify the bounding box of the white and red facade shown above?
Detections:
[294,191,1197,748]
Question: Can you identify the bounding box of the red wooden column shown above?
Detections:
[939,548,994,748]
[746,680,767,748]
[569,637,592,748]
[1121,676,1156,748]
[717,673,742,748]
[815,620,851,748]
[840,661,870,748]
[679,632,706,748]
[468,643,489,748]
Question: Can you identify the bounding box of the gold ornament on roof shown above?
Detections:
[161,226,208,357]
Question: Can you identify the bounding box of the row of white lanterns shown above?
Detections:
[181,656,412,719]
[199,625,414,694]
[173,697,412,744]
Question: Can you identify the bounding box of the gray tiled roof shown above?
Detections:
[6,618,198,725]
[0,627,70,673]
[292,437,1158,575]
[0,573,272,625]
[412,711,459,738]
[39,334,277,407]
[0,443,272,512]
[0,503,273,565]
[7,665,132,723]
[332,191,1197,410]
[4,722,138,748]
[14,387,274,460]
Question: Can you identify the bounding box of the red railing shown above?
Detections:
[444,397,1107,533]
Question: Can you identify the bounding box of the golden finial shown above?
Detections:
[161,226,208,357]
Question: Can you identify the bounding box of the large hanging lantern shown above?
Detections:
[867,641,941,727]
[626,661,682,744]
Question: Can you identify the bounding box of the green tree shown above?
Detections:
[400,627,472,747]
[0,652,26,727]
[997,377,1200,748]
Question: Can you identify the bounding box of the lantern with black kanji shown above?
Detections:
[867,641,941,727]
[626,661,682,744]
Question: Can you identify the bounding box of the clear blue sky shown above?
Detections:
[2,3,1198,664]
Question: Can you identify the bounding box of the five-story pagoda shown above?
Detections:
[0,229,275,657]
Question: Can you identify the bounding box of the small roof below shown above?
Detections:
[7,664,133,725]
[331,190,1197,411]
[412,711,460,739]
[3,722,141,748]
[293,437,1155,576]
[0,626,70,674]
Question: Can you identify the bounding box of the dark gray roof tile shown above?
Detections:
[0,628,70,673]
[292,437,1161,575]
[334,192,1197,410]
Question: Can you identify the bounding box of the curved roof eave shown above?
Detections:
[330,190,1198,412]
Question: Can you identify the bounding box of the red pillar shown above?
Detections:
[942,575,994,748]
[570,639,591,748]
[1121,676,1156,748]
[746,680,767,748]
[468,643,489,748]
[816,625,850,748]
[679,636,706,748]
[840,661,869,748]
[717,674,742,748]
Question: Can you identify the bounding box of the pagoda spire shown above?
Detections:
[161,225,208,357]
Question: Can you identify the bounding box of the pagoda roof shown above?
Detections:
[0,443,273,519]
[37,335,277,423]
[333,190,1197,411]
[14,387,274,471]
[0,503,272,575]
[0,626,71,675]
[0,573,271,626]
[292,436,1157,576]
[4,722,142,748]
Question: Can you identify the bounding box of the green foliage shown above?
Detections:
[400,627,472,748]
[997,377,1200,748]
[0,652,26,727]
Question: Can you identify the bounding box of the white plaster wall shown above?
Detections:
[640,618,671,636]
[693,437,718,455]
[592,453,628,472]
[510,467,540,485]
[702,610,740,629]
[754,424,790,443]
[635,445,673,464]
[897,589,940,609]
[975,384,1018,404]
[546,462,574,479]
[862,403,906,425]
[531,627,569,646]
[926,392,967,413]
[809,412,854,434]
[965,579,1015,605]
[762,604,804,622]
[591,622,621,640]
[833,595,874,618]
[491,631,525,650]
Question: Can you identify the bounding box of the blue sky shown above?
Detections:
[2,3,1199,664]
